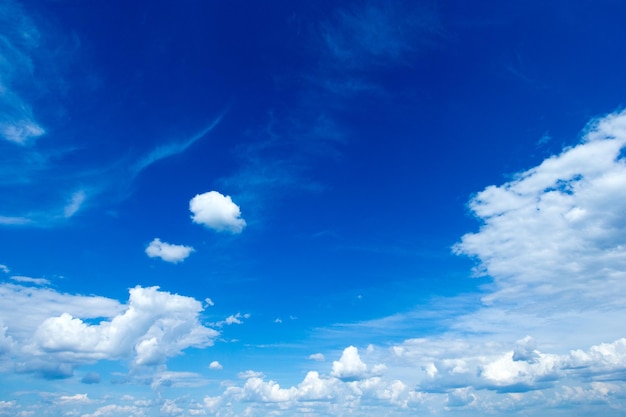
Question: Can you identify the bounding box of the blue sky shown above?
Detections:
[2,0,626,415]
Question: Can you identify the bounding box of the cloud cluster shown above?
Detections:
[145,238,195,263]
[0,284,218,377]
[203,346,406,412]
[177,109,626,416]
[454,110,626,311]
[188,336,626,416]
[189,191,246,233]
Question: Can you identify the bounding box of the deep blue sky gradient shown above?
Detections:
[2,1,626,415]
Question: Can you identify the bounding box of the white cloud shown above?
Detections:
[331,346,368,381]
[454,109,626,312]
[0,264,9,274]
[194,348,413,415]
[63,190,86,218]
[189,191,246,233]
[185,336,616,415]
[297,371,337,401]
[309,353,325,362]
[56,393,91,404]
[213,312,250,327]
[209,361,222,370]
[0,283,123,343]
[0,284,218,376]
[204,297,214,307]
[237,377,298,403]
[10,275,50,286]
[145,238,194,263]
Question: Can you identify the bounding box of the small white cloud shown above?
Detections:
[225,315,242,325]
[56,393,91,404]
[204,297,215,307]
[0,264,9,274]
[10,275,50,286]
[209,361,223,370]
[274,318,282,323]
[331,346,368,381]
[214,312,250,327]
[189,191,246,234]
[145,238,194,263]
[308,353,325,362]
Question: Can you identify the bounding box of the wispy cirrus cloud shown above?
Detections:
[10,275,50,286]
[131,112,225,176]
[0,1,227,228]
[320,0,442,69]
[0,0,46,145]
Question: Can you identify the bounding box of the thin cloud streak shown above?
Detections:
[131,112,225,176]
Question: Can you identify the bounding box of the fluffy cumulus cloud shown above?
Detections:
[331,345,368,381]
[145,238,195,263]
[454,110,626,312]
[0,283,218,377]
[188,346,410,416]
[177,336,626,417]
[190,191,246,233]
